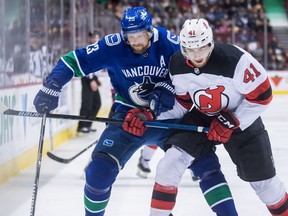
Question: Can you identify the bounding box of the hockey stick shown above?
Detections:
[30,111,47,216]
[0,103,208,132]
[47,140,98,164]
[0,102,122,123]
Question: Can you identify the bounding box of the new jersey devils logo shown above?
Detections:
[129,76,155,106]
[193,86,229,115]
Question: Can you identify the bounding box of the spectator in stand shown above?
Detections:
[29,31,48,78]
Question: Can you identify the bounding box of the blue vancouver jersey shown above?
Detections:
[49,27,180,113]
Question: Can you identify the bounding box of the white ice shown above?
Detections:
[0,95,287,216]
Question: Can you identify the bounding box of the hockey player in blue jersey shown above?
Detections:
[33,7,238,216]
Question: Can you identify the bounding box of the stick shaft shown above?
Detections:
[3,108,122,123]
[2,107,208,132]
[30,112,47,216]
[144,121,208,132]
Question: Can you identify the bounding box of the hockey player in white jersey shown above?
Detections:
[147,18,288,216]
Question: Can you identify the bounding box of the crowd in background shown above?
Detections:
[104,0,288,71]
[1,0,288,88]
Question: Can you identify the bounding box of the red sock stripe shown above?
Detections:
[153,183,177,194]
[268,193,288,216]
[151,183,177,210]
[151,199,176,210]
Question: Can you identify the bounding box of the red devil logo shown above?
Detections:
[193,86,229,115]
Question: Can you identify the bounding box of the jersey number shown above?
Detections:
[243,63,261,83]
[87,43,99,55]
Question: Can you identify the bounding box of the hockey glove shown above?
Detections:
[207,109,240,143]
[33,78,62,113]
[122,108,155,136]
[148,81,175,116]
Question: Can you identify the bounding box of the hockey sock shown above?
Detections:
[151,146,194,216]
[191,151,238,216]
[200,170,238,216]
[141,145,157,161]
[267,193,288,216]
[84,153,119,216]
[84,184,111,216]
[150,183,177,216]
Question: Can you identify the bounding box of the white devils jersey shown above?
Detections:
[160,43,272,130]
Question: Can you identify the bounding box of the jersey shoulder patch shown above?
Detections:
[155,27,179,45]
[104,33,121,46]
[166,30,179,44]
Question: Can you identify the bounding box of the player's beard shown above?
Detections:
[130,41,151,54]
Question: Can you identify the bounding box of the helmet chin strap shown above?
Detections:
[148,32,153,40]
[206,43,214,59]
[146,31,152,49]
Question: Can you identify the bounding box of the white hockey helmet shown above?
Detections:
[180,19,214,59]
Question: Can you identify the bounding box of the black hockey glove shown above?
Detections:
[148,81,175,116]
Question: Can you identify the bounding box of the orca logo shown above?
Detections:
[129,76,155,106]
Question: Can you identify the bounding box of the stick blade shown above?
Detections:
[0,102,9,114]
[47,140,97,164]
[47,152,71,163]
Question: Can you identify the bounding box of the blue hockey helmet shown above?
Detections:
[121,7,153,44]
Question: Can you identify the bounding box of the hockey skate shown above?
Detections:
[192,175,200,181]
[190,169,200,182]
[80,164,88,180]
[136,154,151,178]
[80,158,91,180]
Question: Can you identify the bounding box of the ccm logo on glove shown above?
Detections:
[207,109,239,143]
[217,114,237,129]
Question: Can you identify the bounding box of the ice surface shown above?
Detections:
[0,95,287,216]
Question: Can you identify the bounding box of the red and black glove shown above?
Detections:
[207,109,240,143]
[122,108,155,136]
